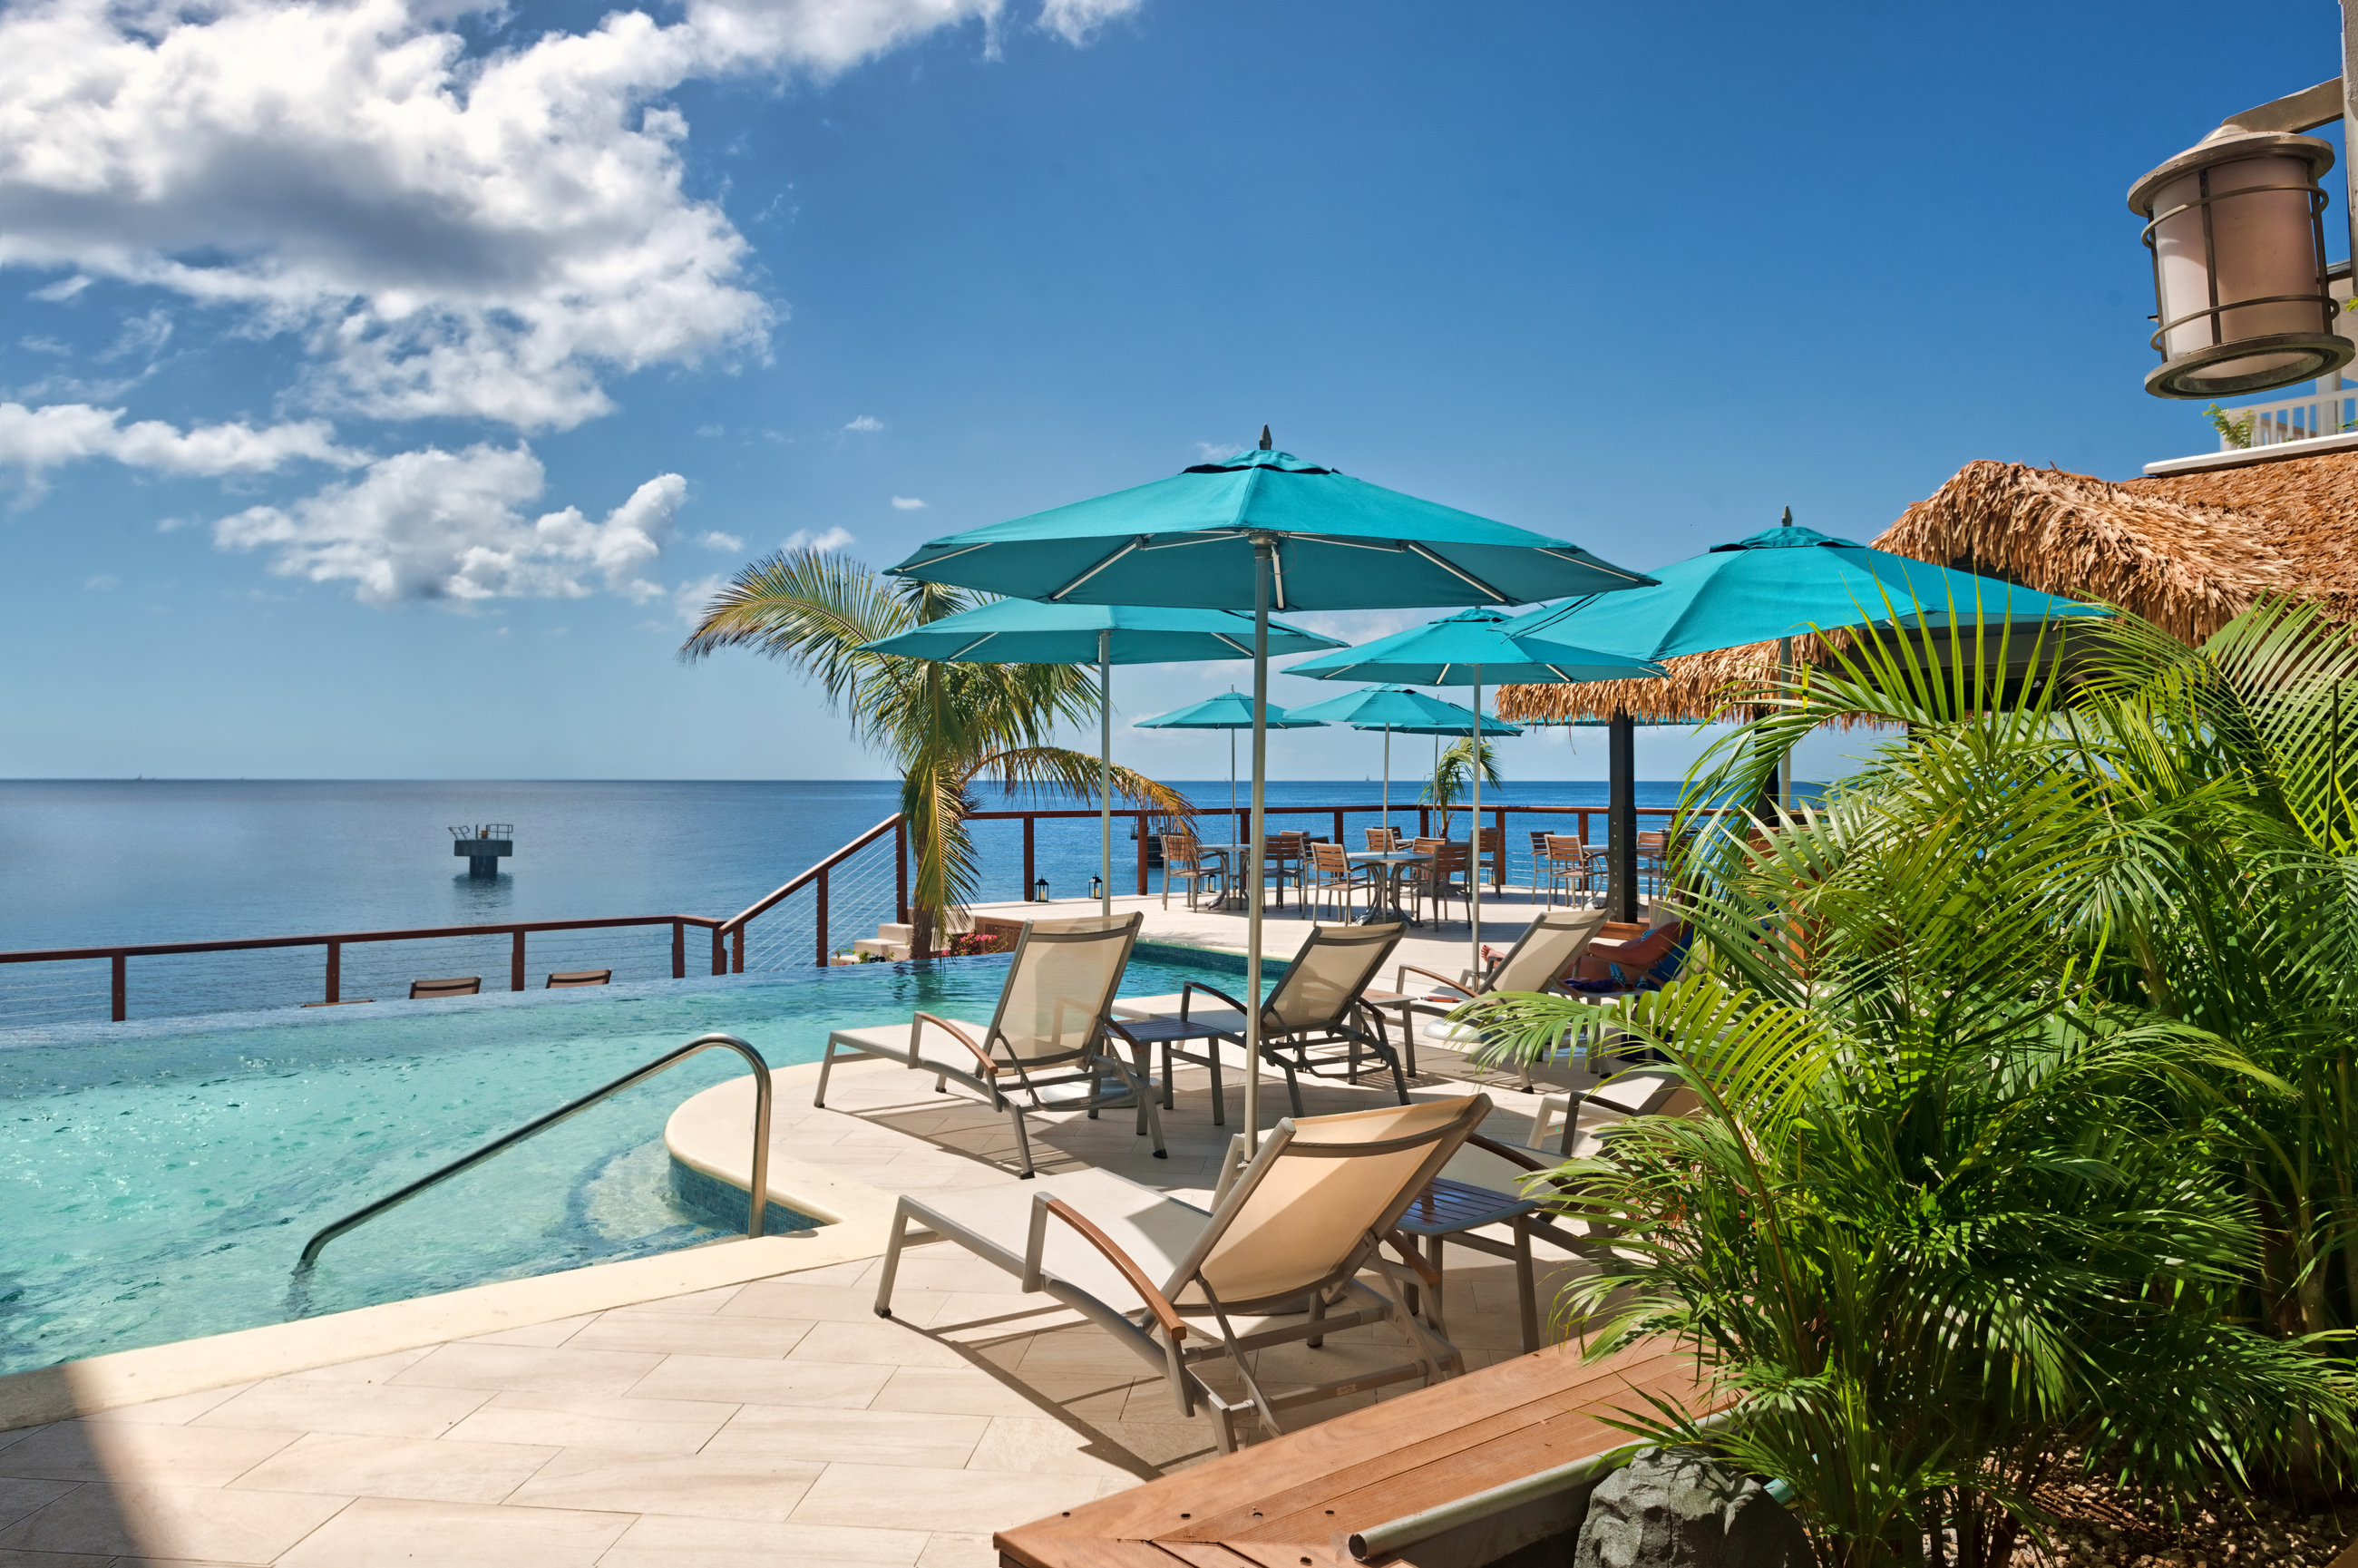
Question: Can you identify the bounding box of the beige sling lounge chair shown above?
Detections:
[814,912,1160,1179]
[1133,922,1408,1123]
[1362,908,1609,1086]
[874,1093,1490,1453]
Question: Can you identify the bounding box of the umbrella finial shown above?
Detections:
[1259,425,1272,451]
[1780,505,1792,528]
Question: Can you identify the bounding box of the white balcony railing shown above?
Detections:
[2214,385,2358,449]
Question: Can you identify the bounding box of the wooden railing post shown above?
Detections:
[111,953,126,1021]
[671,920,686,979]
[712,926,726,976]
[1331,808,1344,845]
[326,940,341,1004]
[895,817,910,924]
[1022,816,1036,901]
[814,869,830,968]
[1494,807,1507,891]
[732,924,745,974]
[511,930,526,991]
[1135,815,1149,896]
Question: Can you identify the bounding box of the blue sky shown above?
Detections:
[0,0,2334,784]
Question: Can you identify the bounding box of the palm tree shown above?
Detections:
[681,548,1191,957]
[1421,735,1502,837]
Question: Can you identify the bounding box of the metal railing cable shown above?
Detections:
[295,1032,773,1270]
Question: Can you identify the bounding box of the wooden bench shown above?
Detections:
[995,1338,1706,1568]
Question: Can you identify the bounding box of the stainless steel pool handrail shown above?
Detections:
[297,1032,774,1270]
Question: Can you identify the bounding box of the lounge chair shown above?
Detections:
[1129,921,1408,1122]
[814,912,1161,1178]
[546,969,611,988]
[874,1093,1490,1453]
[1361,908,1609,1087]
[409,976,481,998]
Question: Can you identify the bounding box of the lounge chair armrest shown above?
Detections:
[1025,1194,1185,1342]
[1393,964,1469,999]
[911,1012,995,1076]
[1467,1132,1551,1173]
[1179,979,1249,1024]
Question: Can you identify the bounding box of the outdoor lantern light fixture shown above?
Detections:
[1088,873,1105,901]
[2131,69,2356,400]
[1032,876,1049,902]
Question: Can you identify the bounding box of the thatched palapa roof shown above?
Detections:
[1497,450,2358,726]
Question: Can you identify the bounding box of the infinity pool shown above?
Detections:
[0,948,1246,1376]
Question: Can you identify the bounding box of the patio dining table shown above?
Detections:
[1188,842,1244,909]
[1348,848,1429,925]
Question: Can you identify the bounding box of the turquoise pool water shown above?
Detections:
[0,949,1250,1376]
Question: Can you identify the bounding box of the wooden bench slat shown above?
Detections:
[1006,1340,1705,1565]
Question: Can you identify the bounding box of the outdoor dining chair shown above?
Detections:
[814,912,1163,1178]
[1124,921,1408,1122]
[1364,824,1404,852]
[1261,830,1310,908]
[1305,841,1376,921]
[1543,833,1604,908]
[546,969,611,988]
[1634,830,1671,897]
[1158,833,1225,911]
[408,976,481,998]
[1405,838,1467,924]
[872,1094,1488,1454]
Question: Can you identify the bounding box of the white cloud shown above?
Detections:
[697,530,744,550]
[1038,0,1137,44]
[212,444,685,606]
[32,275,89,302]
[784,525,854,552]
[82,572,116,590]
[0,401,362,479]
[0,0,1137,432]
[671,570,726,626]
[842,414,883,433]
[890,495,925,510]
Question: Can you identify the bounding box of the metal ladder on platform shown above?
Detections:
[297,1032,775,1270]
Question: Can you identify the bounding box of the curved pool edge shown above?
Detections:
[662,1060,904,1233]
[0,1076,899,1433]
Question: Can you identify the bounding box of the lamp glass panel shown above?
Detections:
[2152,153,2330,376]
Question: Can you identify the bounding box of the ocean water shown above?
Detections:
[0,777,1691,953]
[0,949,1254,1375]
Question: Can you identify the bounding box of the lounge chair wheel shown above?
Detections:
[1019,1171,1035,1180]
[1154,1149,1168,1159]
[875,1307,892,1319]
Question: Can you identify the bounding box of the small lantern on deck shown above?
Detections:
[1088,873,1105,901]
[2131,129,2354,398]
[1032,876,1049,902]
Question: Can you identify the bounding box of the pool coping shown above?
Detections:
[0,1057,903,1432]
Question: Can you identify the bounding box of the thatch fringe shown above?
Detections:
[1498,452,2358,726]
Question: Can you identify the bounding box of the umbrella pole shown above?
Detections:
[1245,541,1272,1153]
[1469,669,1482,977]
[1381,726,1389,833]
[1100,630,1113,920]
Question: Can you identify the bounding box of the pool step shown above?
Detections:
[853,921,913,960]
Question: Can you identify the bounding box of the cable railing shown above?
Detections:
[0,801,1714,1027]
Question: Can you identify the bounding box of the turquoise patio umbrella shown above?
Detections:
[862,599,1343,920]
[1134,692,1325,830]
[1284,607,1662,970]
[889,433,1655,1150]
[1503,511,2112,808]
[1283,686,1521,837]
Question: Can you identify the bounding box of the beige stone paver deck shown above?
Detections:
[0,913,1619,1566]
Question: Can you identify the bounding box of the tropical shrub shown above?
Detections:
[1466,604,2357,1563]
